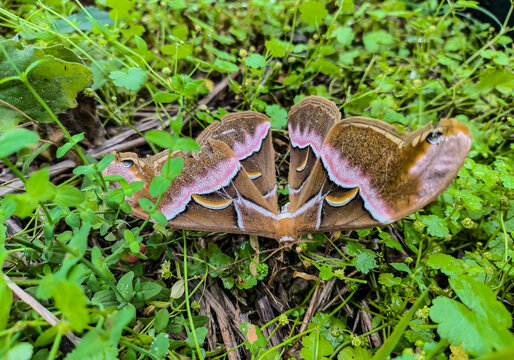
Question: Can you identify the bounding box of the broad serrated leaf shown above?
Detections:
[319,265,334,280]
[245,53,266,69]
[337,346,372,360]
[341,0,355,14]
[378,273,402,287]
[106,0,135,19]
[311,58,340,75]
[301,329,334,360]
[265,104,287,129]
[346,242,376,274]
[427,254,465,276]
[265,39,287,57]
[299,1,328,27]
[500,173,514,189]
[430,275,514,356]
[109,67,147,91]
[209,252,233,278]
[332,26,355,46]
[363,30,394,52]
[476,68,514,93]
[421,215,449,237]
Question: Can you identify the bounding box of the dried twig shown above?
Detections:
[204,288,241,360]
[4,274,81,346]
[0,159,76,196]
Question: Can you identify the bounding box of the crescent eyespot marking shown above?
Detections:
[161,158,241,220]
[247,171,262,180]
[296,147,309,172]
[321,144,393,223]
[191,194,233,210]
[325,187,360,207]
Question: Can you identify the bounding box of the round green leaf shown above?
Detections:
[0,128,39,157]
[145,130,174,149]
[55,185,85,207]
[150,176,172,197]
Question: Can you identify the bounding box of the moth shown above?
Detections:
[103,96,472,242]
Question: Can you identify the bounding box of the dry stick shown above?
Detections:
[256,295,282,348]
[204,298,217,351]
[319,271,360,316]
[88,74,235,158]
[298,281,324,335]
[0,159,76,196]
[3,274,81,346]
[204,289,241,360]
[360,299,382,347]
[211,282,242,331]
[317,277,337,311]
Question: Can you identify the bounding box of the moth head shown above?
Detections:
[102,152,157,187]
[406,118,471,150]
[101,152,158,216]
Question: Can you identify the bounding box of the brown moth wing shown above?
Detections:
[287,96,340,208]
[104,141,281,239]
[290,117,472,237]
[197,112,277,206]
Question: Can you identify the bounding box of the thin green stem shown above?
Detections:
[183,233,204,360]
[48,330,63,360]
